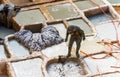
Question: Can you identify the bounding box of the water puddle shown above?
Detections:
[107,0,120,4]
[74,0,104,10]
[47,59,86,77]
[8,39,29,57]
[11,58,43,77]
[46,3,78,19]
[15,9,46,26]
[67,19,93,35]
[49,23,67,39]
[84,54,117,74]
[87,11,114,24]
[0,26,15,39]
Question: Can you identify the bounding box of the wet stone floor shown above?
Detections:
[1,0,120,77]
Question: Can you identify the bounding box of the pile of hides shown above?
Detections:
[14,26,64,51]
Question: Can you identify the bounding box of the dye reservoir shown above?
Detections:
[107,0,120,4]
[0,45,7,58]
[67,19,93,35]
[11,58,43,77]
[0,26,15,39]
[84,54,117,74]
[14,9,46,26]
[47,58,87,77]
[46,3,78,19]
[41,42,68,58]
[9,0,31,6]
[74,0,104,10]
[49,23,67,39]
[95,22,120,40]
[87,12,114,24]
[8,39,29,57]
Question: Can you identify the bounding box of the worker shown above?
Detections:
[65,25,86,58]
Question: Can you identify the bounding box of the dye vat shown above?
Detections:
[87,11,114,24]
[67,19,93,35]
[14,9,46,26]
[81,40,108,55]
[46,3,78,19]
[8,39,29,57]
[49,23,67,39]
[0,45,7,58]
[47,58,87,77]
[84,54,117,74]
[95,22,120,40]
[107,0,120,4]
[9,0,31,6]
[41,42,68,58]
[74,0,104,10]
[11,58,43,77]
[0,26,15,39]
[113,6,120,15]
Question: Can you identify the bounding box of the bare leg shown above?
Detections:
[76,38,82,58]
[67,36,74,58]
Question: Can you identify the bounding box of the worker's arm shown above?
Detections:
[65,29,69,42]
[82,30,86,40]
